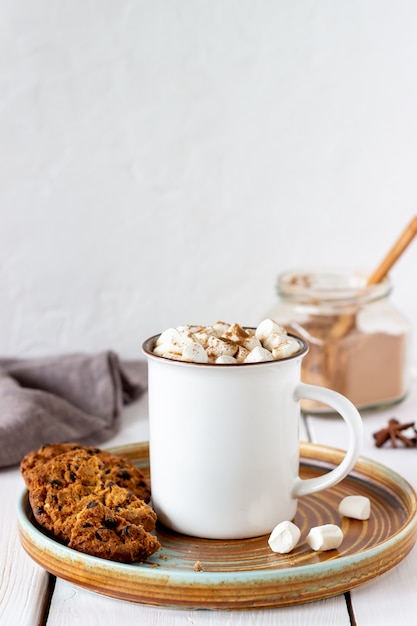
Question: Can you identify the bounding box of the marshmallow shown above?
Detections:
[159,351,183,361]
[235,345,250,362]
[255,319,287,343]
[155,328,182,347]
[206,335,237,360]
[306,524,343,551]
[177,325,205,334]
[244,346,275,363]
[222,323,250,343]
[153,327,190,356]
[193,331,210,347]
[263,332,288,352]
[212,321,231,337]
[338,495,371,520]
[181,338,208,363]
[272,338,301,359]
[268,521,301,554]
[215,355,237,364]
[242,334,262,351]
[153,342,182,357]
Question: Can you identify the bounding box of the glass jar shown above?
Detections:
[269,268,411,413]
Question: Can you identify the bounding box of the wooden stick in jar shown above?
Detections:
[367,215,417,285]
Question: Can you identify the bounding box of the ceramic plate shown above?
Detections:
[17,442,417,610]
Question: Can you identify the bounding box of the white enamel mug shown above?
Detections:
[142,333,363,540]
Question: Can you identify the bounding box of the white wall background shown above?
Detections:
[1,0,416,363]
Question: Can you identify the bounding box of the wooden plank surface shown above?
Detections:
[48,583,351,625]
[0,467,50,626]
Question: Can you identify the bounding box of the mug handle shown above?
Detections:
[292,383,363,498]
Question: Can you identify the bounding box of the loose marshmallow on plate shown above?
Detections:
[268,521,301,554]
[338,495,371,520]
[306,524,344,551]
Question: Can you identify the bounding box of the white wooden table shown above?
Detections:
[2,373,417,626]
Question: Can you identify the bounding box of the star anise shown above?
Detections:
[373,418,416,448]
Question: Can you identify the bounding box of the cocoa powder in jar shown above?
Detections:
[271,269,411,412]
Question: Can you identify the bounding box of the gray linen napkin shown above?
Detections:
[0,352,148,468]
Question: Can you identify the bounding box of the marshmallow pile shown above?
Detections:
[152,319,301,364]
[268,495,371,554]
